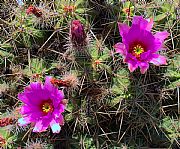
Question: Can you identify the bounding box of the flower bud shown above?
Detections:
[70,20,87,49]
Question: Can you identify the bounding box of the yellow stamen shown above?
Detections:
[42,103,53,113]
[133,44,144,57]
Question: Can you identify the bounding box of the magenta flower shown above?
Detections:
[18,76,65,133]
[114,16,169,74]
[70,20,87,48]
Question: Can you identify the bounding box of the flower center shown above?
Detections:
[132,44,144,58]
[41,102,53,114]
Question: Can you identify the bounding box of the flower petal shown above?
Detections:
[18,117,31,126]
[140,51,151,61]
[44,76,64,106]
[132,16,149,30]
[18,93,29,104]
[18,82,49,106]
[50,90,64,108]
[128,63,138,72]
[118,22,130,38]
[29,82,43,91]
[126,25,155,49]
[50,119,61,133]
[53,104,65,118]
[53,109,62,119]
[126,59,138,72]
[154,31,169,43]
[44,76,54,91]
[20,105,39,115]
[114,42,126,56]
[146,18,153,31]
[153,31,169,51]
[23,91,47,105]
[33,120,49,132]
[139,62,149,74]
[150,54,167,66]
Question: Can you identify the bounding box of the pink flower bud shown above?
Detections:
[70,20,87,48]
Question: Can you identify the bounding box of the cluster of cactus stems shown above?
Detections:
[0,0,179,148]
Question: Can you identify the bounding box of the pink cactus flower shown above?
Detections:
[114,16,169,74]
[18,76,65,133]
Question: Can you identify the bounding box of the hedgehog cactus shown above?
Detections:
[0,0,179,148]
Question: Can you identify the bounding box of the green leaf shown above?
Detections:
[154,13,167,21]
[75,15,86,24]
[23,58,47,76]
[166,79,180,89]
[0,50,14,58]
[123,1,131,8]
[111,68,130,95]
[89,42,99,59]
[0,42,13,51]
[165,55,180,89]
[76,8,85,14]
[0,127,9,139]
[31,58,46,74]
[99,47,110,61]
[74,0,85,7]
[99,63,112,74]
[109,95,123,107]
[162,3,174,13]
[160,116,180,141]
